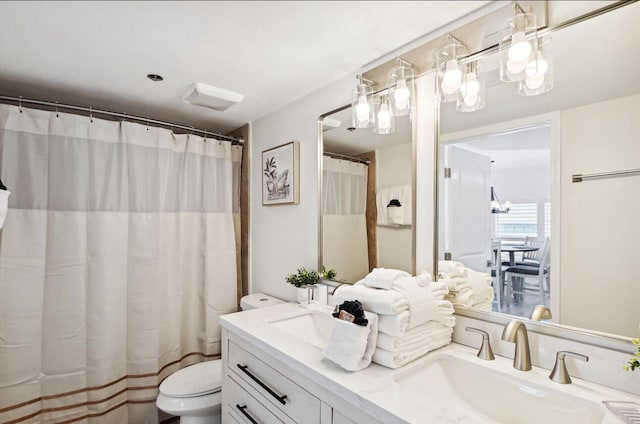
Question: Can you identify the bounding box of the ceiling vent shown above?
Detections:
[183,83,244,111]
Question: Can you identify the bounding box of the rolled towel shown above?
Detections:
[376,320,455,352]
[361,268,410,290]
[377,300,455,336]
[372,328,452,369]
[332,284,408,315]
[392,276,450,330]
[323,311,379,372]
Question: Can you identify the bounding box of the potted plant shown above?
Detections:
[624,336,640,372]
[319,266,337,281]
[286,267,321,304]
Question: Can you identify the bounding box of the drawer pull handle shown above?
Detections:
[237,364,288,405]
[236,404,258,424]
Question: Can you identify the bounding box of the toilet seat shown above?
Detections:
[160,359,222,398]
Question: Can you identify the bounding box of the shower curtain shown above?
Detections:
[0,104,239,424]
[322,156,369,282]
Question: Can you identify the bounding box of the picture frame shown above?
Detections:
[262,141,300,206]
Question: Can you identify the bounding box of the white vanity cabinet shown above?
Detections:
[221,327,381,424]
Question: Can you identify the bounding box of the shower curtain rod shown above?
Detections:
[0,95,244,145]
[324,151,370,165]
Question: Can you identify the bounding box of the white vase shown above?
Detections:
[295,285,315,304]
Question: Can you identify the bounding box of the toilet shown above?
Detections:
[156,293,284,423]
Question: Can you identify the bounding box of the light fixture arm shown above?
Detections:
[445,33,464,47]
[512,1,529,15]
[395,57,413,68]
[356,75,374,86]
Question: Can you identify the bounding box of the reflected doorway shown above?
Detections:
[440,122,552,319]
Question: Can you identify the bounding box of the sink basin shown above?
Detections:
[393,353,606,424]
[268,310,335,348]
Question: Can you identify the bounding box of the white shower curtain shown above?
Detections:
[322,156,369,282]
[0,105,239,423]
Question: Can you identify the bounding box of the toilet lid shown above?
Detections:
[159,360,222,398]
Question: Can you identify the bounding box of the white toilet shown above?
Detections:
[156,293,284,423]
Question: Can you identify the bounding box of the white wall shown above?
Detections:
[376,142,412,273]
[560,93,640,337]
[250,77,353,301]
[492,165,550,205]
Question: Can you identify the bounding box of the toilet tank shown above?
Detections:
[240,293,284,310]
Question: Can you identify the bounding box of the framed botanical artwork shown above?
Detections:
[262,141,300,206]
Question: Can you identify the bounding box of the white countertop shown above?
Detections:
[220,302,638,424]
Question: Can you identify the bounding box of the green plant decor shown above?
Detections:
[285,268,320,288]
[624,336,640,372]
[319,266,337,280]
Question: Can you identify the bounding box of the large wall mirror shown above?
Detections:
[319,96,414,284]
[438,2,640,339]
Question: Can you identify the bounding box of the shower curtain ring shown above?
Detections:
[146,118,149,131]
[89,107,93,123]
[19,96,23,113]
[203,130,207,142]
[55,101,59,118]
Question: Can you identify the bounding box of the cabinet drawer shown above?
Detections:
[229,340,321,424]
[227,374,285,424]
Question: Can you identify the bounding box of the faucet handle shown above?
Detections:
[465,327,495,360]
[549,351,589,384]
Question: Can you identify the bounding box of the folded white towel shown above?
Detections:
[473,299,493,311]
[438,276,469,291]
[391,276,449,330]
[361,268,410,290]
[332,284,408,315]
[372,328,452,369]
[376,320,455,351]
[377,300,455,336]
[0,189,10,230]
[438,260,467,278]
[467,269,494,305]
[445,287,474,307]
[376,184,412,227]
[323,311,379,372]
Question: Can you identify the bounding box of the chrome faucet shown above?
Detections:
[530,305,552,321]
[501,319,532,371]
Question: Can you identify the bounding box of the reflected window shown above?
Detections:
[494,203,537,238]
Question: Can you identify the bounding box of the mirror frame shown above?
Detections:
[434,1,635,353]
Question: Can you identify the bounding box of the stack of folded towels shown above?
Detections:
[331,268,455,369]
[437,260,494,311]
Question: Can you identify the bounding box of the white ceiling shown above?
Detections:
[0,1,490,134]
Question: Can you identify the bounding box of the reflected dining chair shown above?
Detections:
[504,238,551,304]
[490,240,507,307]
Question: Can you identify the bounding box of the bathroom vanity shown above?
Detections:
[220,303,638,424]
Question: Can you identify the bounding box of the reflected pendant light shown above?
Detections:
[373,94,395,135]
[436,38,467,103]
[456,59,485,112]
[499,5,538,83]
[387,58,415,117]
[351,76,375,128]
[518,35,554,96]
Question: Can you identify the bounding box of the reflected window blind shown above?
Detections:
[495,203,537,237]
[544,202,551,239]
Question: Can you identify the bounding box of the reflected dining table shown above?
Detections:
[499,244,540,266]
